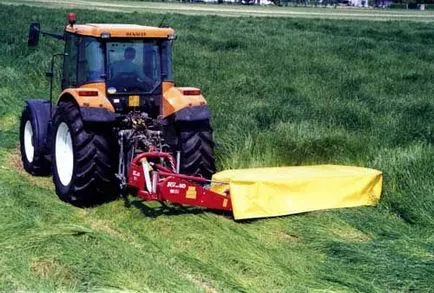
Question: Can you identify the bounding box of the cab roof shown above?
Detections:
[65,24,175,39]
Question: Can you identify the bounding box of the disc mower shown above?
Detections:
[20,13,383,220]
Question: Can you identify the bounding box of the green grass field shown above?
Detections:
[0,4,433,292]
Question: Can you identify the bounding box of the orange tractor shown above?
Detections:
[20,13,222,207]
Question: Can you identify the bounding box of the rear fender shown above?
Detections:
[25,99,55,155]
[161,83,211,146]
[174,105,211,123]
[162,86,207,118]
[57,88,117,123]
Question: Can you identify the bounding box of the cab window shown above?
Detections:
[62,33,78,89]
[77,37,105,85]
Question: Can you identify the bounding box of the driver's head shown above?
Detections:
[124,47,136,61]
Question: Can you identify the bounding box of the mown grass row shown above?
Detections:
[0,4,433,291]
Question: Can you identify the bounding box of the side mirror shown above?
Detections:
[28,23,41,47]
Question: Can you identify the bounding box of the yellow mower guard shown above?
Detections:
[212,165,383,220]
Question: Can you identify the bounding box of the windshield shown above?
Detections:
[107,40,161,93]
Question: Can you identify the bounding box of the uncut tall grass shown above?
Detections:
[0,4,433,292]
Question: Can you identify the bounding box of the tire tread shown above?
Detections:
[52,102,117,206]
[178,120,216,179]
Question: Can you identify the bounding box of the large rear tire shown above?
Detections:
[19,106,50,176]
[178,120,216,179]
[51,102,118,206]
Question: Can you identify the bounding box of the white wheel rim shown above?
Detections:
[55,122,74,186]
[24,120,34,163]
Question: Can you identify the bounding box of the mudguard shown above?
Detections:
[162,85,207,118]
[25,99,55,155]
[57,90,117,123]
[174,105,211,122]
[80,107,118,123]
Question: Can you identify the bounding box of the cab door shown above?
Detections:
[62,32,78,90]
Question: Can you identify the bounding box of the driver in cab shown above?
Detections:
[109,47,144,80]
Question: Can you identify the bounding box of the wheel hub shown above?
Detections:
[24,120,34,163]
[55,122,74,186]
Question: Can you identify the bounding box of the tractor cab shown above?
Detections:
[62,20,176,115]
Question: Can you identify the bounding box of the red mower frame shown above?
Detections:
[127,152,232,212]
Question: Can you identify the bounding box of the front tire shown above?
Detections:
[51,102,117,206]
[19,106,50,176]
[178,120,216,179]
